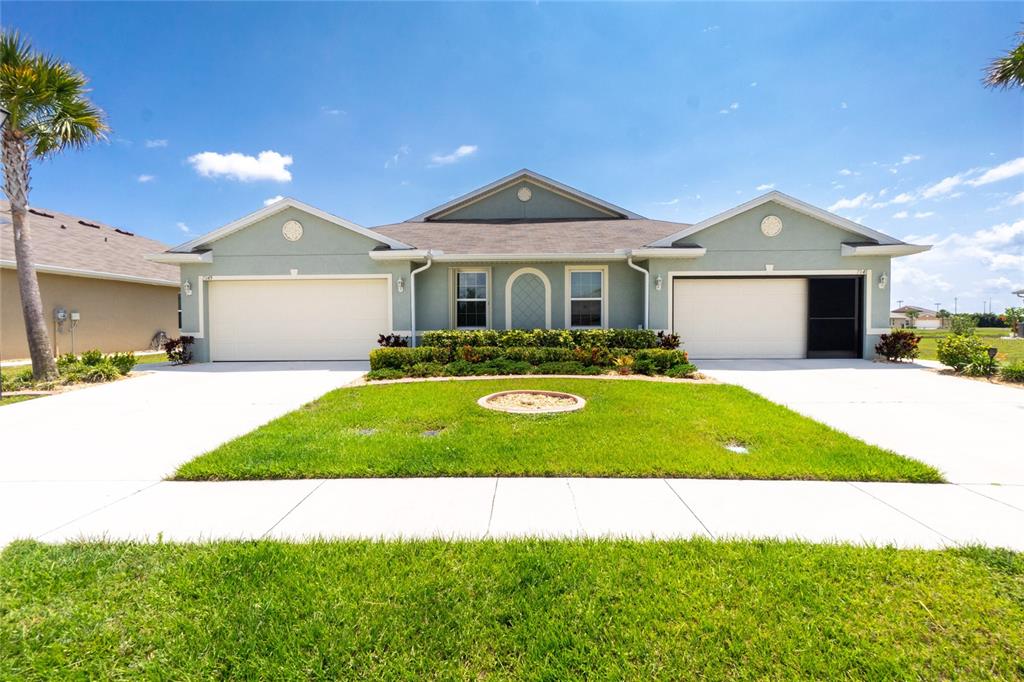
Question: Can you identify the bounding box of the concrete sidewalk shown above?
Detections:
[3,477,1021,550]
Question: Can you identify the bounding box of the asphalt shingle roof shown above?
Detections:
[371,218,691,254]
[1,201,178,283]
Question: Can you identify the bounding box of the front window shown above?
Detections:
[456,270,488,328]
[570,270,603,327]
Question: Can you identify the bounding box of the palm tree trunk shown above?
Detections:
[2,128,57,380]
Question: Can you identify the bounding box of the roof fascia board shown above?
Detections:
[408,169,645,222]
[841,243,932,257]
[145,251,213,264]
[628,247,707,259]
[0,260,179,287]
[168,198,413,253]
[647,191,906,247]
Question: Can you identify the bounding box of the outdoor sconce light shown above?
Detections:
[878,273,888,289]
[182,280,192,296]
[655,275,663,291]
[397,277,405,293]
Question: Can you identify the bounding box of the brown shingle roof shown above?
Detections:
[372,218,690,254]
[0,201,178,284]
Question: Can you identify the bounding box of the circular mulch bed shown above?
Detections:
[477,390,586,414]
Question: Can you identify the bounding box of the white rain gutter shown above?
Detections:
[408,254,433,347]
[626,255,650,329]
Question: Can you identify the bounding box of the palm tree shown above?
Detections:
[984,27,1024,89]
[905,309,920,329]
[0,30,108,379]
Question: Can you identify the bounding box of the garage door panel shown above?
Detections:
[209,279,389,361]
[673,278,807,359]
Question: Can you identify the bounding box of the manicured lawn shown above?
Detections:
[914,327,1024,363]
[176,379,941,482]
[2,539,1022,679]
[134,351,168,366]
[0,394,38,407]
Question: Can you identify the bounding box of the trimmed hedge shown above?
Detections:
[420,328,664,350]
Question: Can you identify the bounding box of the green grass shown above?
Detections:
[175,379,941,482]
[913,327,1024,363]
[133,351,168,366]
[0,394,38,407]
[2,539,1022,679]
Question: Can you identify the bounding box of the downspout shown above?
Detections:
[409,254,433,347]
[626,254,650,329]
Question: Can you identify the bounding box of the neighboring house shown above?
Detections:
[1,202,179,360]
[150,169,930,362]
[890,305,942,329]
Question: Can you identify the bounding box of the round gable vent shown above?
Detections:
[517,186,533,202]
[282,220,304,242]
[760,215,783,237]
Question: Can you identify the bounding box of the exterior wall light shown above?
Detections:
[397,277,405,293]
[878,273,888,289]
[655,275,663,291]
[183,280,192,296]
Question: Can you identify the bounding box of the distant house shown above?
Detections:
[1,202,179,359]
[891,305,942,329]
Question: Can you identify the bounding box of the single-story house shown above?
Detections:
[890,305,942,329]
[1,202,180,359]
[150,169,930,362]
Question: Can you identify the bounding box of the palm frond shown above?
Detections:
[983,30,1024,90]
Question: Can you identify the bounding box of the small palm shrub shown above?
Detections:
[107,352,137,375]
[666,363,699,378]
[964,352,999,377]
[1000,361,1024,383]
[80,363,122,383]
[875,330,921,362]
[79,349,104,366]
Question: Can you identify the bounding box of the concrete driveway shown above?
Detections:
[0,361,367,481]
[700,359,1024,485]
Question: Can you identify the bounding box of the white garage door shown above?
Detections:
[672,278,808,359]
[209,278,389,361]
[915,319,941,330]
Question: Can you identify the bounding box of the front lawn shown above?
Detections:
[914,327,1024,364]
[2,540,1022,678]
[175,378,941,482]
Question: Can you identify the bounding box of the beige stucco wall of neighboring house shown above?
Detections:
[0,268,179,359]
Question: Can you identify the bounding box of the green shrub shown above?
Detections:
[455,345,504,363]
[535,361,600,375]
[1000,361,1024,383]
[949,314,977,336]
[107,352,137,376]
[875,330,920,362]
[665,363,699,378]
[613,355,634,375]
[369,347,451,370]
[964,352,999,377]
[420,328,660,350]
[1,367,34,391]
[79,349,104,366]
[936,334,988,372]
[443,360,479,377]
[407,362,445,378]
[56,353,79,372]
[365,368,405,381]
[634,348,689,374]
[79,362,122,383]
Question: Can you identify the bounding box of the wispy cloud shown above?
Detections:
[719,102,740,115]
[176,222,191,234]
[749,81,757,87]
[893,210,909,219]
[263,195,284,206]
[755,183,774,191]
[899,154,922,165]
[702,25,719,32]
[652,197,679,206]
[828,192,872,212]
[914,211,935,219]
[385,145,410,169]
[187,150,293,182]
[137,174,155,183]
[967,156,1024,187]
[321,106,345,116]
[838,168,859,177]
[840,102,848,109]
[429,144,477,167]
[921,174,962,199]
[1007,190,1024,206]
[144,139,168,149]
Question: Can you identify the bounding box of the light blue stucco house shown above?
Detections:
[149,169,930,362]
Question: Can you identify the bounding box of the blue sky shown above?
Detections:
[5,1,1024,312]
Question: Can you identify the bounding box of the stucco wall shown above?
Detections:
[1,268,178,359]
[644,202,893,358]
[177,206,410,362]
[413,260,644,332]
[440,182,612,221]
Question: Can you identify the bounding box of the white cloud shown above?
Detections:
[144,139,168,148]
[840,102,848,109]
[899,154,922,165]
[891,192,914,204]
[321,106,345,116]
[920,174,962,199]
[1008,191,1024,206]
[838,168,856,176]
[263,195,284,206]
[893,210,909,219]
[187,150,293,182]
[176,222,190,234]
[914,211,935,219]
[429,144,477,166]
[879,188,888,197]
[749,81,757,87]
[652,198,679,206]
[828,192,872,212]
[385,145,410,169]
[137,174,155,183]
[702,25,719,32]
[755,183,774,191]
[891,266,953,291]
[719,102,740,114]
[967,156,1024,187]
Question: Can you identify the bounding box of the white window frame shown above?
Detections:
[564,264,608,329]
[449,267,492,329]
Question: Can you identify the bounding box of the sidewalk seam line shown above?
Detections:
[37,480,163,540]
[663,479,715,539]
[261,480,325,538]
[955,483,1024,514]
[484,478,499,538]
[846,482,953,543]
[565,480,584,535]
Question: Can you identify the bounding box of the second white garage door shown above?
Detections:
[672,278,808,359]
[209,278,390,361]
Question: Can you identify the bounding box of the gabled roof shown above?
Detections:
[0,201,178,286]
[646,190,905,247]
[408,169,645,222]
[167,197,413,253]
